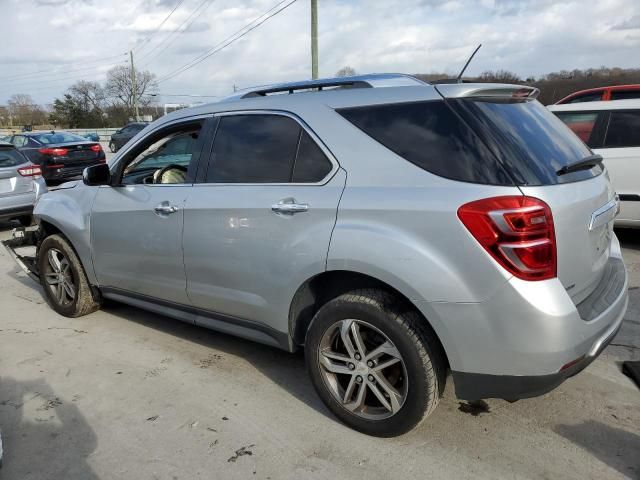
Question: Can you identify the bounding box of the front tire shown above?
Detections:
[38,234,101,317]
[305,289,445,437]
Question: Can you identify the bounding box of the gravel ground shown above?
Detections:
[0,222,638,480]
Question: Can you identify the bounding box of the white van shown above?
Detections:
[549,100,640,228]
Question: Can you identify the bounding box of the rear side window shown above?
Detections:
[610,91,640,101]
[604,110,640,148]
[207,114,333,184]
[337,101,514,185]
[553,112,599,146]
[0,148,28,168]
[292,131,333,182]
[450,98,601,185]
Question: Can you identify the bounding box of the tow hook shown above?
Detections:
[1,226,41,282]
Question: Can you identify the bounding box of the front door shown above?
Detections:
[183,112,345,334]
[91,117,212,305]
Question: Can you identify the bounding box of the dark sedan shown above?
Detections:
[109,122,147,152]
[9,131,106,184]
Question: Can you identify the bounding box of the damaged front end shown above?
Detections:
[1,226,42,282]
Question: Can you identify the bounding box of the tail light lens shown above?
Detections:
[17,165,42,177]
[90,144,102,153]
[39,147,68,156]
[458,196,556,281]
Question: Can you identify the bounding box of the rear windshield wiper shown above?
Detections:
[556,154,603,176]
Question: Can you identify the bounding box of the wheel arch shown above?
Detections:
[288,269,450,369]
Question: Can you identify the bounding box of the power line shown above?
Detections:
[0,60,128,89]
[133,0,187,54]
[0,53,127,82]
[157,0,299,84]
[138,0,214,66]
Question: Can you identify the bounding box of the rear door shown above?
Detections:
[183,112,345,334]
[446,92,616,304]
[594,109,640,224]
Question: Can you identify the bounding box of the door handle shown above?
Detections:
[154,202,180,215]
[271,200,309,214]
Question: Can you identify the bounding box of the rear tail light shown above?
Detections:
[39,147,68,156]
[90,144,102,152]
[17,165,42,177]
[458,196,556,281]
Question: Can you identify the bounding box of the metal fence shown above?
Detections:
[0,127,120,142]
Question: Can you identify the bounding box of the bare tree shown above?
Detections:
[69,81,106,116]
[105,65,157,112]
[7,93,47,126]
[336,66,357,77]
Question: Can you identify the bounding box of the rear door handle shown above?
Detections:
[271,200,309,214]
[154,202,180,215]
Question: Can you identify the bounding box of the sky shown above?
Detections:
[1,0,640,105]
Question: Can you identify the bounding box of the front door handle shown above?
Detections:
[154,202,180,215]
[271,200,309,214]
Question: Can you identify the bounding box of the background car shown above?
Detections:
[549,99,640,227]
[8,131,106,185]
[555,84,640,104]
[0,142,47,225]
[109,122,147,152]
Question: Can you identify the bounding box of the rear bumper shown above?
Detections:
[425,236,628,401]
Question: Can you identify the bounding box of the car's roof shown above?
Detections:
[548,99,640,112]
[556,84,640,104]
[150,73,536,129]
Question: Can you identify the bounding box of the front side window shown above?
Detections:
[121,124,201,185]
[566,92,603,104]
[553,112,599,146]
[604,110,640,148]
[207,114,332,184]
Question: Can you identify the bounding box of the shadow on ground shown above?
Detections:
[0,376,98,480]
[554,420,640,479]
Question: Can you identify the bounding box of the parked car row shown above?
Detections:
[3,74,628,437]
[5,131,106,185]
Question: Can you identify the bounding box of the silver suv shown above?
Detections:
[3,74,628,437]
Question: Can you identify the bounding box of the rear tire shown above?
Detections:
[109,141,117,153]
[305,289,445,437]
[37,234,101,317]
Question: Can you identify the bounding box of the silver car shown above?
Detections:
[0,142,47,225]
[3,75,628,437]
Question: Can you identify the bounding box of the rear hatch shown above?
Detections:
[0,147,33,197]
[439,84,617,304]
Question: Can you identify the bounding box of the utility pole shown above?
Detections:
[311,0,318,79]
[130,50,140,122]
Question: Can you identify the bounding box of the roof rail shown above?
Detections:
[224,74,427,101]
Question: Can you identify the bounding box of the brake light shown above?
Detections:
[458,196,556,281]
[17,165,42,177]
[39,147,68,156]
[90,144,102,152]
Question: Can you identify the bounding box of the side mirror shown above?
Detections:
[83,163,111,186]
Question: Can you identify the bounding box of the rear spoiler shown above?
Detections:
[435,83,540,101]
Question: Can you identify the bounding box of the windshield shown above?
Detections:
[33,132,89,144]
[448,98,602,185]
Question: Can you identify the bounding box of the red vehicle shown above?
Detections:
[556,84,640,104]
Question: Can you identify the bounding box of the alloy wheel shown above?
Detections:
[317,319,408,420]
[43,248,76,306]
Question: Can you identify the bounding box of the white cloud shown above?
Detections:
[1,0,639,104]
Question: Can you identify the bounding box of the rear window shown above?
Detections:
[337,101,514,185]
[0,148,28,168]
[33,132,87,144]
[449,98,602,185]
[604,110,640,148]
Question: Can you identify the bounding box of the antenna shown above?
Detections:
[456,44,482,83]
